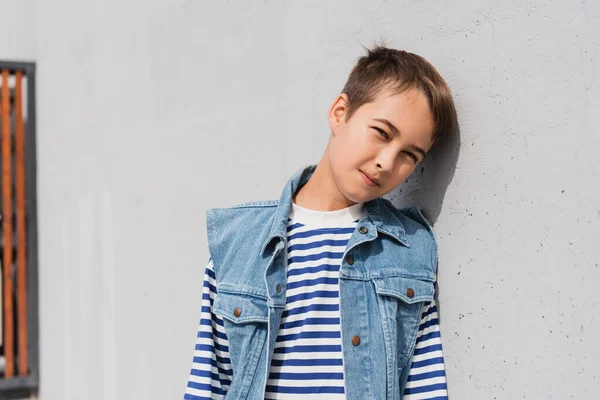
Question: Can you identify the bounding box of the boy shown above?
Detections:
[184,45,457,399]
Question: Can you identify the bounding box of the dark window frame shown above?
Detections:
[0,60,39,396]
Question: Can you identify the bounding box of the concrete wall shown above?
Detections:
[0,0,36,61]
[1,0,599,398]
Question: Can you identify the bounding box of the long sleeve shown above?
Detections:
[402,279,449,399]
[184,258,233,400]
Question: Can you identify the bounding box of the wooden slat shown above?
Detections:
[15,71,29,376]
[1,69,15,378]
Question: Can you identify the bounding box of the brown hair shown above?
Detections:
[341,44,457,151]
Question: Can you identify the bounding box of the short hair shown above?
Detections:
[341,44,457,151]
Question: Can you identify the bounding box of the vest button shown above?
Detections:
[359,226,368,234]
[233,307,242,317]
[346,255,354,265]
[406,288,415,298]
[276,284,282,293]
[352,335,361,346]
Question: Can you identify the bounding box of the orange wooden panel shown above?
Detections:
[1,69,15,378]
[15,71,29,376]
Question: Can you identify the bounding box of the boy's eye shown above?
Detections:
[374,127,388,139]
[406,152,419,162]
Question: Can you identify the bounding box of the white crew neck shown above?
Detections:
[289,200,365,227]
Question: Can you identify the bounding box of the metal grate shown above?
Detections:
[0,61,38,395]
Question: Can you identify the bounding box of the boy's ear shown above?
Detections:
[328,93,349,134]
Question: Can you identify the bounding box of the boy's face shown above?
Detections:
[327,87,435,204]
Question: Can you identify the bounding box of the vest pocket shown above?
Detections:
[372,276,434,304]
[213,289,269,324]
[372,276,435,397]
[213,289,269,399]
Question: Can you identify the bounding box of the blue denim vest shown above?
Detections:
[205,164,438,399]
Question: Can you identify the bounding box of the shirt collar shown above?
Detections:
[261,164,408,256]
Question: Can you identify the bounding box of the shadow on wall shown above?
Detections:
[386,122,462,225]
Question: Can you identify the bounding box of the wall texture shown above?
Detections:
[1,0,599,398]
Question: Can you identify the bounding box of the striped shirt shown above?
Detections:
[184,201,448,399]
[264,200,365,398]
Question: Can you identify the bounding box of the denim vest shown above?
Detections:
[205,164,438,399]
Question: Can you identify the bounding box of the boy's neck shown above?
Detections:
[292,158,361,212]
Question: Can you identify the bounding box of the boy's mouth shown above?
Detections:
[360,170,380,186]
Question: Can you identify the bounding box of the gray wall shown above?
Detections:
[1,0,599,398]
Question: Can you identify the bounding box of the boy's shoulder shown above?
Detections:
[208,199,280,210]
[376,197,438,251]
[377,198,438,274]
[205,199,287,279]
[205,199,280,244]
[205,199,280,224]
[378,197,435,232]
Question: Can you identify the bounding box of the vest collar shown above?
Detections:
[260,164,408,256]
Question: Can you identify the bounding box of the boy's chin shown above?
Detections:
[342,189,379,204]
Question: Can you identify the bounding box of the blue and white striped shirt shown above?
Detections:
[184,201,448,399]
